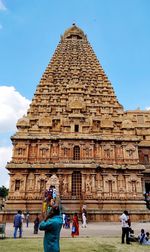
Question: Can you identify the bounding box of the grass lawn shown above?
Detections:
[0,237,150,252]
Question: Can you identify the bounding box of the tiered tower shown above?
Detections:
[5,24,150,221]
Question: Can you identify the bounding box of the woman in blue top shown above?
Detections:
[39,205,63,252]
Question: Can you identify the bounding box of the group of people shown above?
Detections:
[62,207,87,233]
[120,210,150,245]
[13,189,150,252]
[13,206,150,251]
[71,206,87,238]
[62,213,70,228]
[13,191,94,252]
[138,229,150,245]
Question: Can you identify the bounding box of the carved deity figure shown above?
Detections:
[86,176,92,193]
[27,172,34,191]
[62,177,68,194]
[46,174,59,196]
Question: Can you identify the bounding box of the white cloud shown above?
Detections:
[0,86,31,133]
[0,0,6,11]
[146,107,150,111]
[0,86,30,188]
[0,146,12,187]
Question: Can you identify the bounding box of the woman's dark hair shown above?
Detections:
[46,205,60,220]
[124,210,128,215]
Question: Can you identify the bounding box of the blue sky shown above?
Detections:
[0,0,150,187]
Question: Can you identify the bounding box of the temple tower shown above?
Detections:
[5,24,150,221]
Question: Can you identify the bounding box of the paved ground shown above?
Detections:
[4,221,150,238]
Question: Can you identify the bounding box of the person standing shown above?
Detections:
[71,213,79,238]
[39,205,63,252]
[21,211,25,223]
[13,210,22,238]
[62,213,66,228]
[82,211,87,228]
[119,210,130,244]
[20,211,25,235]
[26,211,30,227]
[34,214,40,234]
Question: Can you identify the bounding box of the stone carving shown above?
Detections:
[62,176,68,194]
[86,175,92,193]
[46,174,59,196]
[37,174,47,192]
[10,178,15,192]
[16,116,30,128]
[15,144,27,156]
[103,144,113,159]
[117,175,125,192]
[63,24,86,40]
[27,172,35,191]
[39,116,52,127]
[68,97,84,109]
[101,115,113,128]
[125,144,136,157]
[122,119,134,129]
[39,144,49,158]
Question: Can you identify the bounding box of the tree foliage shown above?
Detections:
[0,186,9,198]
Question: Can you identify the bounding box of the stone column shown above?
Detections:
[82,173,86,192]
[68,173,72,193]
[91,174,96,192]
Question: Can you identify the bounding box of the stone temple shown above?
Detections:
[4,24,150,221]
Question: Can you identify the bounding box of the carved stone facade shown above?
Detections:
[5,24,150,221]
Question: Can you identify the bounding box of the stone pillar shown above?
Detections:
[91,174,96,192]
[82,173,86,192]
[37,141,40,161]
[68,173,72,193]
[95,143,99,159]
[35,173,40,192]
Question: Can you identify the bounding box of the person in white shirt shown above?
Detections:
[21,211,25,232]
[62,213,66,228]
[82,211,87,228]
[21,212,25,223]
[119,210,130,244]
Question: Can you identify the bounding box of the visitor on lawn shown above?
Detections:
[119,210,130,244]
[26,211,30,227]
[13,210,22,239]
[138,228,145,244]
[71,213,79,238]
[39,205,63,252]
[143,232,150,245]
[34,213,40,234]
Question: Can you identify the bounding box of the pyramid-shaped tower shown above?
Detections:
[5,24,150,221]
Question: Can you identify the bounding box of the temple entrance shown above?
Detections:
[145,182,150,193]
[144,182,150,210]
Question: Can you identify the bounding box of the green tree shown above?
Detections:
[0,186,9,198]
